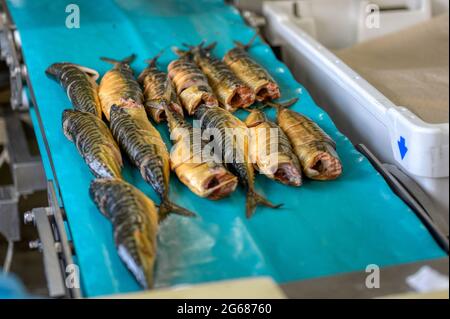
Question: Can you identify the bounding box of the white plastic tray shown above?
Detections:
[263,0,449,222]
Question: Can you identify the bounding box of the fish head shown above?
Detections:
[45,62,70,79]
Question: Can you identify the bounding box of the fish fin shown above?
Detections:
[181,40,216,55]
[234,32,260,50]
[145,49,166,67]
[182,40,206,51]
[265,98,299,116]
[100,54,136,65]
[172,46,190,57]
[203,41,217,52]
[158,198,196,222]
[246,190,283,219]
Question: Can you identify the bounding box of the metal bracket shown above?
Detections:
[24,181,81,298]
[0,3,26,111]
[4,110,46,195]
[0,185,19,241]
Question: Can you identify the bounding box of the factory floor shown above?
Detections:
[0,62,48,296]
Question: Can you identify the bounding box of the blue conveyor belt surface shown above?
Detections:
[7,0,445,297]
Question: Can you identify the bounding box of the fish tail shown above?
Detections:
[246,190,283,219]
[172,46,190,57]
[181,40,217,55]
[234,32,260,50]
[158,197,196,221]
[100,54,136,65]
[145,48,166,67]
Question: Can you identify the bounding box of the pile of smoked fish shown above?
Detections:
[46,35,342,290]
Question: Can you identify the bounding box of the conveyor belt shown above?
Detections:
[5,0,445,297]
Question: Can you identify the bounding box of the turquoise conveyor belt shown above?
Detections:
[6,0,445,297]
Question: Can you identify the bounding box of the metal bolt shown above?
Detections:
[54,242,62,254]
[24,211,35,224]
[29,240,42,251]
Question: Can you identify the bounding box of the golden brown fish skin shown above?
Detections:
[165,105,238,200]
[98,54,143,121]
[62,109,123,179]
[109,103,195,218]
[138,55,184,123]
[189,43,255,112]
[168,52,218,115]
[245,109,302,186]
[46,63,102,117]
[194,104,281,217]
[224,38,281,102]
[89,178,158,289]
[275,102,343,180]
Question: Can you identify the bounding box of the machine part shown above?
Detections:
[2,239,14,273]
[32,207,66,297]
[0,185,19,242]
[230,0,266,14]
[281,257,449,298]
[25,181,81,298]
[0,4,26,111]
[357,144,449,253]
[241,10,267,29]
[385,164,449,236]
[4,110,46,195]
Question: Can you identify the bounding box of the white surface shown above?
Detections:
[103,277,286,299]
[406,266,449,293]
[263,0,449,224]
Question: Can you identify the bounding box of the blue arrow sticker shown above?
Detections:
[398,136,408,160]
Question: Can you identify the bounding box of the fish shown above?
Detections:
[62,109,123,179]
[165,104,238,200]
[98,54,143,121]
[138,52,184,123]
[168,48,218,115]
[89,178,158,289]
[46,62,102,117]
[245,108,302,186]
[270,99,343,180]
[109,103,195,218]
[187,42,255,112]
[223,34,281,102]
[194,104,282,218]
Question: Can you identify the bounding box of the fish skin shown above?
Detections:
[98,54,143,121]
[276,105,343,181]
[89,178,158,289]
[109,104,196,218]
[245,109,302,186]
[62,109,123,179]
[46,63,102,117]
[138,55,184,123]
[224,40,281,102]
[194,104,281,217]
[188,43,255,112]
[168,52,218,115]
[165,105,238,200]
